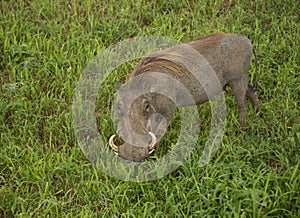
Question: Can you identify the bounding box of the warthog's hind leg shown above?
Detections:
[229,79,248,127]
[246,84,260,112]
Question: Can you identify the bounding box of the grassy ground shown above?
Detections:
[1,0,299,217]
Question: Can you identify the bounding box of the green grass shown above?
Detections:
[1,0,299,217]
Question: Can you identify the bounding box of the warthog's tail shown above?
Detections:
[253,48,259,91]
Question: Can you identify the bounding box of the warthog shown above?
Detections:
[109,33,260,162]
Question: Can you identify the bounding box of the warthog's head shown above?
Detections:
[109,74,176,162]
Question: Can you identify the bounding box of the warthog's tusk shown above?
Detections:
[109,135,119,152]
[148,132,157,154]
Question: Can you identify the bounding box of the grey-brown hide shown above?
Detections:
[112,33,260,162]
[115,79,176,162]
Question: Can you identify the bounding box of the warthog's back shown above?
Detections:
[189,33,253,82]
[131,33,254,105]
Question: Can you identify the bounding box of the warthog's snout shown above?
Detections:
[109,132,157,162]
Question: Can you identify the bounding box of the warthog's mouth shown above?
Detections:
[109,132,157,157]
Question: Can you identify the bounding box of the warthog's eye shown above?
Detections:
[143,100,151,115]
